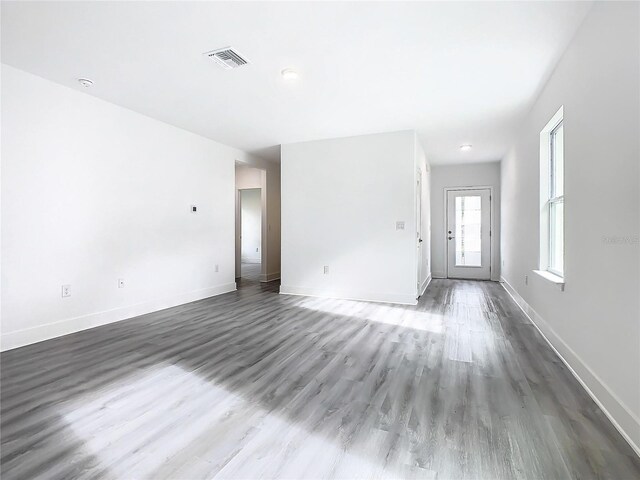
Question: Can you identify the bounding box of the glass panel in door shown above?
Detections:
[455,195,482,267]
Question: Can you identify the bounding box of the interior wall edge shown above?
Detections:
[260,272,281,282]
[500,276,640,457]
[420,274,432,296]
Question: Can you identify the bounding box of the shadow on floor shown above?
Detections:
[1,280,639,479]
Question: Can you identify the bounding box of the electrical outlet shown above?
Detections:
[118,278,125,288]
[396,221,405,230]
[215,264,219,273]
[62,285,71,297]
[323,266,329,274]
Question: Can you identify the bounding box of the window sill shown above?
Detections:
[533,270,565,291]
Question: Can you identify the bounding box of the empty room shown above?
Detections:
[1,1,639,479]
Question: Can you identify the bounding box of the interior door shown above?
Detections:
[446,189,491,280]
[416,170,423,296]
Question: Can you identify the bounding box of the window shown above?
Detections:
[455,195,482,266]
[540,106,564,278]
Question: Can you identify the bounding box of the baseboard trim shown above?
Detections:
[420,274,432,296]
[432,271,446,279]
[500,277,640,457]
[260,272,281,282]
[0,282,237,352]
[279,285,418,306]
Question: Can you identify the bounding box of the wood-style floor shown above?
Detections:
[240,262,262,281]
[1,279,639,479]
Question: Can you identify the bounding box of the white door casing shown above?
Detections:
[446,188,491,280]
[416,170,423,296]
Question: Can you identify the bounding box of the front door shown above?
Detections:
[446,189,491,280]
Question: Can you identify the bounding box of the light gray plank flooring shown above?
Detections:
[1,279,639,479]
[240,262,262,281]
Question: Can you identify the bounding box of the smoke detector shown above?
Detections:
[203,47,249,69]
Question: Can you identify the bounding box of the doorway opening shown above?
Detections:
[239,188,262,281]
[235,163,267,284]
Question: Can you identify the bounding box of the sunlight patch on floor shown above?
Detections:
[298,297,445,334]
[213,414,396,479]
[62,364,416,479]
[63,364,245,478]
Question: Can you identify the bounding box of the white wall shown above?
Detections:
[501,3,640,452]
[281,130,427,305]
[1,65,258,351]
[236,166,264,190]
[240,189,262,263]
[430,162,501,280]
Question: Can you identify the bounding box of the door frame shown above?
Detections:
[416,168,423,298]
[236,187,264,279]
[443,186,495,280]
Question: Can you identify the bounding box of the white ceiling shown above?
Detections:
[1,1,592,164]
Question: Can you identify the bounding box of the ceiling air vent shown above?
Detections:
[204,47,249,69]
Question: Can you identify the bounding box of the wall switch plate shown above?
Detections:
[190,205,197,213]
[323,266,329,274]
[396,221,405,230]
[62,285,71,297]
[118,278,125,288]
[215,264,219,273]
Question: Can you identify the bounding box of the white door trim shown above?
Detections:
[443,186,495,280]
[416,168,423,298]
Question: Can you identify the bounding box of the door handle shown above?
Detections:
[418,238,423,243]
[448,236,455,240]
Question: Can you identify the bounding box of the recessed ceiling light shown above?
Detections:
[460,144,472,151]
[281,68,299,81]
[77,78,94,88]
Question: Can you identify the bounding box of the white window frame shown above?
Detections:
[538,106,565,282]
